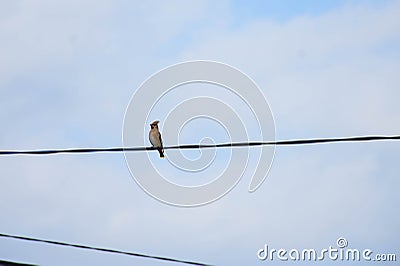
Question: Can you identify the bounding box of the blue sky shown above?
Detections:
[0,1,399,265]
[231,0,392,23]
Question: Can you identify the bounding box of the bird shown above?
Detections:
[149,120,165,158]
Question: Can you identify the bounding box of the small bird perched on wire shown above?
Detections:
[149,120,165,158]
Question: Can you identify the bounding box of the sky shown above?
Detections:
[0,0,399,265]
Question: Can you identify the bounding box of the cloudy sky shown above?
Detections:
[0,1,399,265]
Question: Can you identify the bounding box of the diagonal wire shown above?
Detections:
[0,233,212,266]
[0,259,37,266]
[0,135,399,156]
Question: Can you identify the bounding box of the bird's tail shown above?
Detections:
[158,148,165,158]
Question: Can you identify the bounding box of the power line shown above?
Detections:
[0,233,212,266]
[0,259,37,266]
[0,135,399,156]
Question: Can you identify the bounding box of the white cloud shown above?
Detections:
[180,1,400,137]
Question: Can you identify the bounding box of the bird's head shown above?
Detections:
[150,120,160,129]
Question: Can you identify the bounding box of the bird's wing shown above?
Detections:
[158,132,163,147]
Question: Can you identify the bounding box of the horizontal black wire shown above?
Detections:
[0,233,212,266]
[0,135,399,155]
